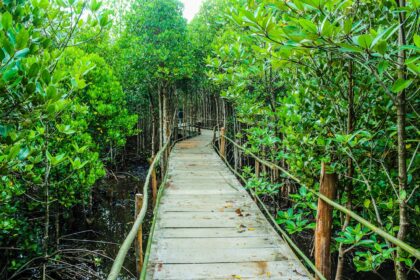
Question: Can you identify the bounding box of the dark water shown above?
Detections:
[61,164,148,280]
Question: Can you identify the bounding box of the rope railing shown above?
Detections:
[106,139,171,280]
[218,133,420,260]
[107,111,198,280]
[139,173,168,279]
[139,128,201,279]
[212,141,324,280]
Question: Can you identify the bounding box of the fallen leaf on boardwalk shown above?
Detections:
[225,203,233,208]
[232,275,242,279]
[293,269,306,276]
[248,227,255,231]
[237,224,247,233]
[235,208,244,216]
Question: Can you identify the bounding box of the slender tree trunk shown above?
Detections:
[395,1,408,279]
[55,208,59,249]
[43,157,51,280]
[162,85,169,146]
[149,92,156,156]
[335,61,355,280]
[158,85,163,150]
[315,163,337,280]
[136,115,141,155]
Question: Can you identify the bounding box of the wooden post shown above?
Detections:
[220,127,226,158]
[315,163,337,280]
[135,194,144,275]
[148,157,158,207]
[255,160,260,177]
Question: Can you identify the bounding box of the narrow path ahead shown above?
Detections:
[146,130,311,279]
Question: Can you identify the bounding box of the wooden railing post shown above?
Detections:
[148,157,158,207]
[220,127,226,158]
[255,161,260,177]
[315,163,337,280]
[135,194,144,275]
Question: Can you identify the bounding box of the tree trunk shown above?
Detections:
[395,1,408,279]
[315,163,337,280]
[162,85,169,146]
[335,61,355,280]
[158,85,163,150]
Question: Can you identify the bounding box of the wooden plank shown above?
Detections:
[152,247,292,263]
[160,195,250,204]
[150,261,310,279]
[154,227,276,238]
[160,210,263,221]
[158,213,265,228]
[157,237,281,250]
[168,181,242,187]
[159,202,259,213]
[164,188,239,195]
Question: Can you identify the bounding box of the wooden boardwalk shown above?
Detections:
[145,130,311,279]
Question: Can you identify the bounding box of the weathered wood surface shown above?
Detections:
[145,130,311,279]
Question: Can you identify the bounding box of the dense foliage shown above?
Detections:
[0,0,136,277]
[189,0,419,279]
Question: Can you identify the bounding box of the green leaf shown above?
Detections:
[343,18,353,34]
[377,61,389,75]
[18,147,30,160]
[99,13,109,27]
[363,199,371,208]
[46,151,66,166]
[15,48,30,58]
[374,243,382,252]
[414,34,420,48]
[391,79,412,93]
[41,69,51,83]
[57,124,76,135]
[28,63,40,77]
[1,12,13,31]
[90,0,102,11]
[299,19,317,33]
[399,45,420,52]
[375,41,388,55]
[339,43,363,53]
[46,150,53,162]
[371,24,399,49]
[7,144,21,161]
[407,62,420,74]
[2,68,18,82]
[404,258,413,267]
[16,28,30,49]
[354,34,373,49]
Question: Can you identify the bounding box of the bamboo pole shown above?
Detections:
[220,127,226,158]
[212,141,324,280]
[219,134,420,260]
[107,112,178,280]
[255,161,260,177]
[107,139,170,280]
[315,163,337,280]
[149,157,158,207]
[135,194,144,275]
[139,173,169,279]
